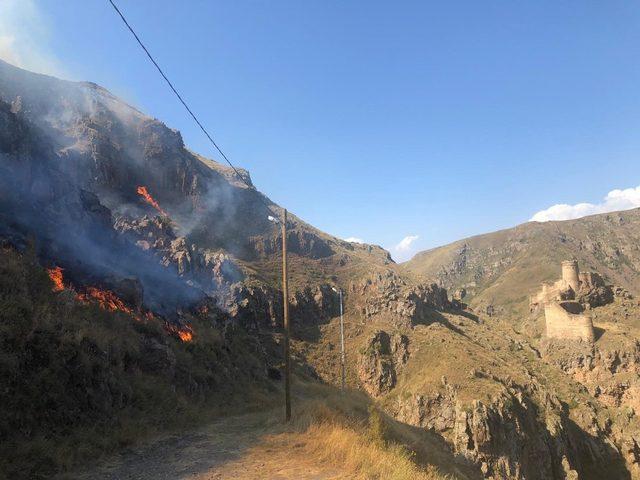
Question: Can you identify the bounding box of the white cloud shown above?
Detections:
[394,235,419,251]
[530,185,640,222]
[387,235,420,262]
[344,237,364,244]
[0,0,67,77]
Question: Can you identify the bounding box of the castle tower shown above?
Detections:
[561,260,580,292]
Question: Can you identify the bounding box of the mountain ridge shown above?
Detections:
[404,207,640,315]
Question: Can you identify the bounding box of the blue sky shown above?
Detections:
[2,1,640,261]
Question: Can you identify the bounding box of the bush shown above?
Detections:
[367,405,387,446]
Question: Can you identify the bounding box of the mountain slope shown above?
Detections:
[0,58,409,346]
[404,209,640,315]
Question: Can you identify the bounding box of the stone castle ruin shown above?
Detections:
[530,260,613,342]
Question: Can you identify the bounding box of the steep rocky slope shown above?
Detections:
[0,60,461,478]
[0,59,397,320]
[399,211,640,478]
[299,269,639,479]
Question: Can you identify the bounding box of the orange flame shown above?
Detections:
[45,265,190,342]
[165,322,194,342]
[47,267,65,292]
[137,186,167,216]
[178,329,193,342]
[76,287,134,316]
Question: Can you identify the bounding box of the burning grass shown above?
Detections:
[1,249,456,480]
[0,247,269,479]
[47,266,65,292]
[76,287,135,316]
[164,322,194,342]
[45,265,194,342]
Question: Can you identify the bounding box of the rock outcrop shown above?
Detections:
[394,374,625,479]
[350,270,450,327]
[114,214,243,294]
[358,330,409,397]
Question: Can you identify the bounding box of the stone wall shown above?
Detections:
[561,260,580,292]
[545,301,595,342]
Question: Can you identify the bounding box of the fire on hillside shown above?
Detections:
[46,266,193,342]
[137,186,167,216]
[76,287,134,316]
[47,266,65,292]
[165,322,194,342]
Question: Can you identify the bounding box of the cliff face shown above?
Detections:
[349,307,633,480]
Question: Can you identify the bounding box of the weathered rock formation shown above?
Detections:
[349,270,450,327]
[393,372,626,479]
[357,330,409,397]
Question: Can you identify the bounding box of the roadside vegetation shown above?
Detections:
[287,385,453,480]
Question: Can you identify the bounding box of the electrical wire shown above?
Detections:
[107,0,279,218]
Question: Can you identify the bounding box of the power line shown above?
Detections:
[107,0,278,218]
[108,1,293,422]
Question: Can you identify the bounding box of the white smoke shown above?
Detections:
[530,185,640,222]
[0,0,67,77]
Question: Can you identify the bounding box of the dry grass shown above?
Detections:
[279,383,452,480]
[293,422,446,480]
[68,381,457,480]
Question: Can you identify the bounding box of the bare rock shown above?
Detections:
[358,330,410,397]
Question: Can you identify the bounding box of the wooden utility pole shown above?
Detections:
[281,209,291,422]
[339,288,345,391]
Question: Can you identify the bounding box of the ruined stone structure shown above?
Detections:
[561,260,580,292]
[531,260,596,342]
[544,301,595,342]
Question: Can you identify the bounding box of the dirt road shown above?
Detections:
[64,411,350,480]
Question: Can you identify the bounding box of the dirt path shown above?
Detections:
[64,411,349,480]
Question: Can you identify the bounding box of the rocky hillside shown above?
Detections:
[0,59,398,319]
[404,209,640,316]
[4,60,640,480]
[0,60,462,478]
[300,267,640,479]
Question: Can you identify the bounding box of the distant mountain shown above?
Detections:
[404,208,640,314]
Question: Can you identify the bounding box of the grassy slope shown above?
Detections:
[298,296,636,479]
[0,245,276,479]
[68,381,456,480]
